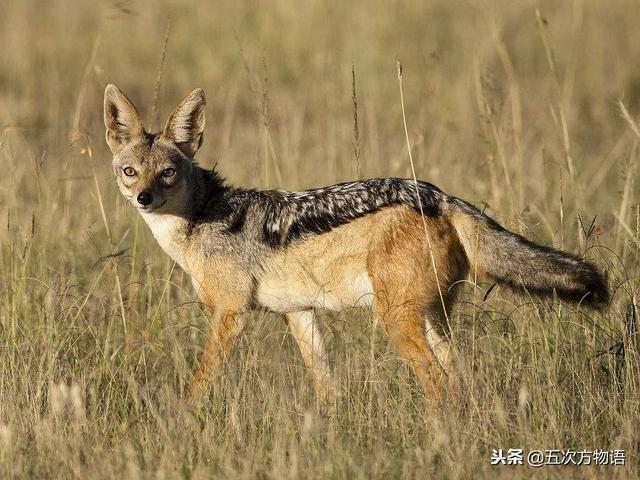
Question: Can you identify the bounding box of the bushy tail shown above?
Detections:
[446,197,609,309]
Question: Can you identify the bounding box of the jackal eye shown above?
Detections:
[123,167,136,177]
[161,168,176,178]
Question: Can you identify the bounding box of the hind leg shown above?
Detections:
[424,283,460,374]
[424,304,453,374]
[366,207,466,398]
[373,298,446,398]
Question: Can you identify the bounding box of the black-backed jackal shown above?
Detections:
[104,85,609,410]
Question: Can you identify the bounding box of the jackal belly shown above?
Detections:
[256,262,374,312]
[254,218,377,312]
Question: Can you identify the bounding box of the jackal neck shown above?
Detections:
[185,165,231,225]
[140,210,189,266]
[139,165,231,268]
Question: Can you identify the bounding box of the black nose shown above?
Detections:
[137,191,153,206]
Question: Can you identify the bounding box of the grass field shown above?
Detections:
[1,0,639,478]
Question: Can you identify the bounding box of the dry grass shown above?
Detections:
[1,0,639,478]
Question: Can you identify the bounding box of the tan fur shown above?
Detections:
[448,211,486,278]
[255,212,375,312]
[187,205,467,402]
[366,206,466,396]
[187,255,252,399]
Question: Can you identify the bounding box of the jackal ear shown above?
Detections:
[103,84,144,155]
[162,88,206,158]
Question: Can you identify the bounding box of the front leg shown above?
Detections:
[188,263,251,401]
[285,310,336,412]
[188,306,244,400]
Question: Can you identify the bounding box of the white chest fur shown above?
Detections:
[140,212,186,267]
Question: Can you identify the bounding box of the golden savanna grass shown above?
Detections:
[1,0,639,478]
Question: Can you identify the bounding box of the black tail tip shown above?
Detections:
[579,269,610,311]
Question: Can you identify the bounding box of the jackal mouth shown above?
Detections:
[138,199,167,212]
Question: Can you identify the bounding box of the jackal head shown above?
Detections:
[103,85,206,215]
